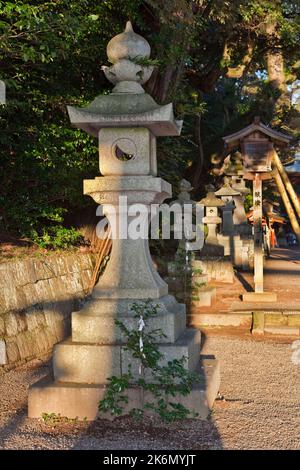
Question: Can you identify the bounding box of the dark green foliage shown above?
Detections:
[32,225,83,249]
[0,0,143,240]
[0,1,298,242]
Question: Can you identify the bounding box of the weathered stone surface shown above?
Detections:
[242,292,277,302]
[192,258,234,283]
[5,340,20,363]
[25,307,41,331]
[191,286,216,308]
[0,253,94,369]
[264,326,300,336]
[122,328,201,380]
[287,315,300,327]
[16,331,34,359]
[72,296,186,344]
[0,253,93,314]
[0,340,7,365]
[252,311,265,334]
[53,340,122,384]
[0,317,5,336]
[28,357,220,420]
[4,313,19,337]
[189,313,252,329]
[265,313,288,326]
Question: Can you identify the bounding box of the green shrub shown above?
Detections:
[32,225,84,249]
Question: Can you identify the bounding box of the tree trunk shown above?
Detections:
[265,21,290,109]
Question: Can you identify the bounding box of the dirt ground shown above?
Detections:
[0,335,299,450]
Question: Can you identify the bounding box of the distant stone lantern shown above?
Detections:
[214,183,240,235]
[223,117,291,302]
[199,191,225,256]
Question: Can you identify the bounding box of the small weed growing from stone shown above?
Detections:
[99,300,199,422]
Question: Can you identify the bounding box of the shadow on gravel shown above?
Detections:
[70,332,223,451]
[0,406,27,449]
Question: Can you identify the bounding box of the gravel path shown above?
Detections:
[0,336,299,450]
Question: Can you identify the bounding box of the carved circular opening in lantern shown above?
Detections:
[113,138,136,161]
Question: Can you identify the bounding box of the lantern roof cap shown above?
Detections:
[67,22,182,137]
[215,183,240,197]
[223,117,292,150]
[106,21,150,64]
[199,191,225,207]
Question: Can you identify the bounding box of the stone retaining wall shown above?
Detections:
[0,253,94,369]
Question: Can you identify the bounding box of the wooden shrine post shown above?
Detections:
[223,117,292,302]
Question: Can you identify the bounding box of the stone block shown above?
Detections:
[252,311,265,335]
[265,314,288,326]
[17,330,40,359]
[0,316,5,336]
[243,292,277,302]
[53,340,122,384]
[72,295,186,344]
[287,315,300,327]
[4,313,19,337]
[191,286,216,308]
[25,308,39,331]
[189,313,252,329]
[15,312,27,333]
[264,326,300,336]
[192,258,234,283]
[121,328,201,380]
[99,127,152,176]
[28,358,220,421]
[28,376,140,421]
[0,340,7,365]
[5,340,20,364]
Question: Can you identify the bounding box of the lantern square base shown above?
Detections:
[28,358,220,421]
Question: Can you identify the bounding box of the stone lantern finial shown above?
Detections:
[102,21,153,94]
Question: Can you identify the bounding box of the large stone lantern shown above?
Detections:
[28,22,219,420]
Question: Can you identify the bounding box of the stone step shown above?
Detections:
[188,311,300,337]
[188,312,252,330]
[53,328,201,385]
[252,311,300,336]
[264,326,300,336]
[72,295,186,344]
[28,358,220,421]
